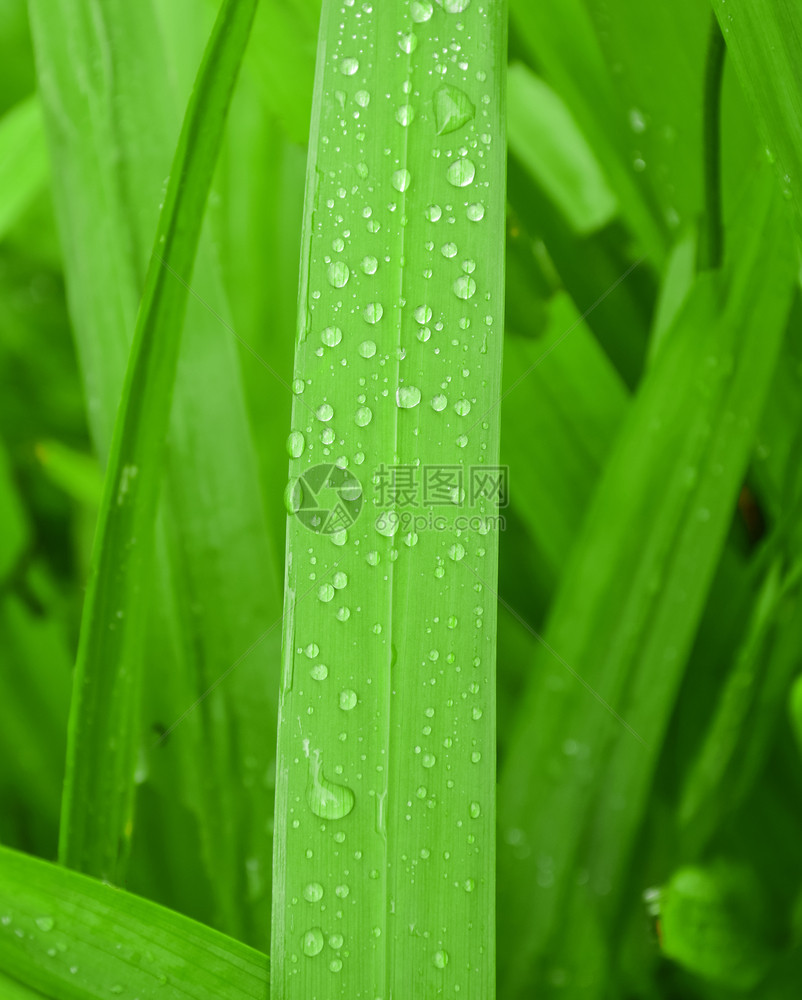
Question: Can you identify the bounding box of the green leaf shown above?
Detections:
[271,1,507,996]
[497,173,796,997]
[507,63,617,234]
[0,94,47,241]
[712,0,802,237]
[0,845,268,999]
[39,0,257,882]
[34,440,102,509]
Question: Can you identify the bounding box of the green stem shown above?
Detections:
[701,13,726,271]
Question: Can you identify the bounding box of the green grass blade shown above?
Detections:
[507,62,617,234]
[0,845,268,999]
[497,174,796,997]
[272,1,507,996]
[0,94,47,241]
[712,0,802,236]
[49,0,257,881]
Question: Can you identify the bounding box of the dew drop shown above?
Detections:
[398,32,418,54]
[321,325,343,347]
[454,275,477,300]
[355,405,373,427]
[449,542,466,561]
[467,202,485,221]
[396,104,415,126]
[335,883,350,898]
[426,204,442,222]
[329,932,344,950]
[364,302,384,324]
[441,242,458,258]
[35,917,54,933]
[327,261,350,287]
[434,949,449,968]
[431,394,448,411]
[422,753,436,768]
[470,801,481,818]
[318,584,335,603]
[286,430,305,458]
[355,89,371,107]
[411,0,433,20]
[414,304,433,324]
[443,0,470,10]
[303,882,324,903]
[433,84,476,135]
[316,403,334,422]
[333,571,348,589]
[339,57,359,76]
[339,689,358,711]
[361,255,378,274]
[311,663,329,680]
[359,340,377,358]
[446,157,476,187]
[392,168,411,193]
[454,398,471,416]
[303,927,325,956]
[306,749,355,820]
[396,385,422,409]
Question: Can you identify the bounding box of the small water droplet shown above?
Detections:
[359,340,377,358]
[441,242,458,258]
[355,89,371,107]
[35,917,54,933]
[466,202,485,221]
[470,801,481,818]
[311,663,329,681]
[454,398,471,416]
[447,157,476,187]
[329,932,344,949]
[316,403,334,422]
[399,32,418,54]
[340,57,359,76]
[434,949,449,968]
[396,104,415,126]
[361,255,378,274]
[431,394,448,411]
[422,753,436,768]
[414,304,433,324]
[396,385,422,409]
[318,584,335,603]
[303,927,325,956]
[426,204,442,222]
[449,543,466,561]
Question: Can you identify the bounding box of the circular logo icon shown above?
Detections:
[288,463,364,535]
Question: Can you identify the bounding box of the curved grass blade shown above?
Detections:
[272,2,507,997]
[497,173,796,998]
[0,845,268,999]
[0,95,47,241]
[52,0,258,881]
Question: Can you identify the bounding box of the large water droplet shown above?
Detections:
[443,0,470,11]
[454,275,476,300]
[411,0,433,21]
[392,168,411,193]
[355,406,373,427]
[286,430,305,458]
[426,204,442,222]
[356,89,370,107]
[398,32,418,54]
[466,202,485,221]
[339,689,357,711]
[396,104,415,126]
[361,255,378,274]
[396,385,422,409]
[316,403,334,422]
[364,302,384,323]
[321,325,343,347]
[328,261,350,287]
[303,882,324,902]
[434,950,449,968]
[306,749,355,820]
[433,85,476,135]
[431,394,448,411]
[339,57,359,76]
[303,927,325,956]
[446,157,476,187]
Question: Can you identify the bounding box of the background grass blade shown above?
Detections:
[712,0,802,236]
[0,95,47,241]
[271,1,507,996]
[40,0,257,883]
[497,172,796,997]
[0,845,268,1000]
